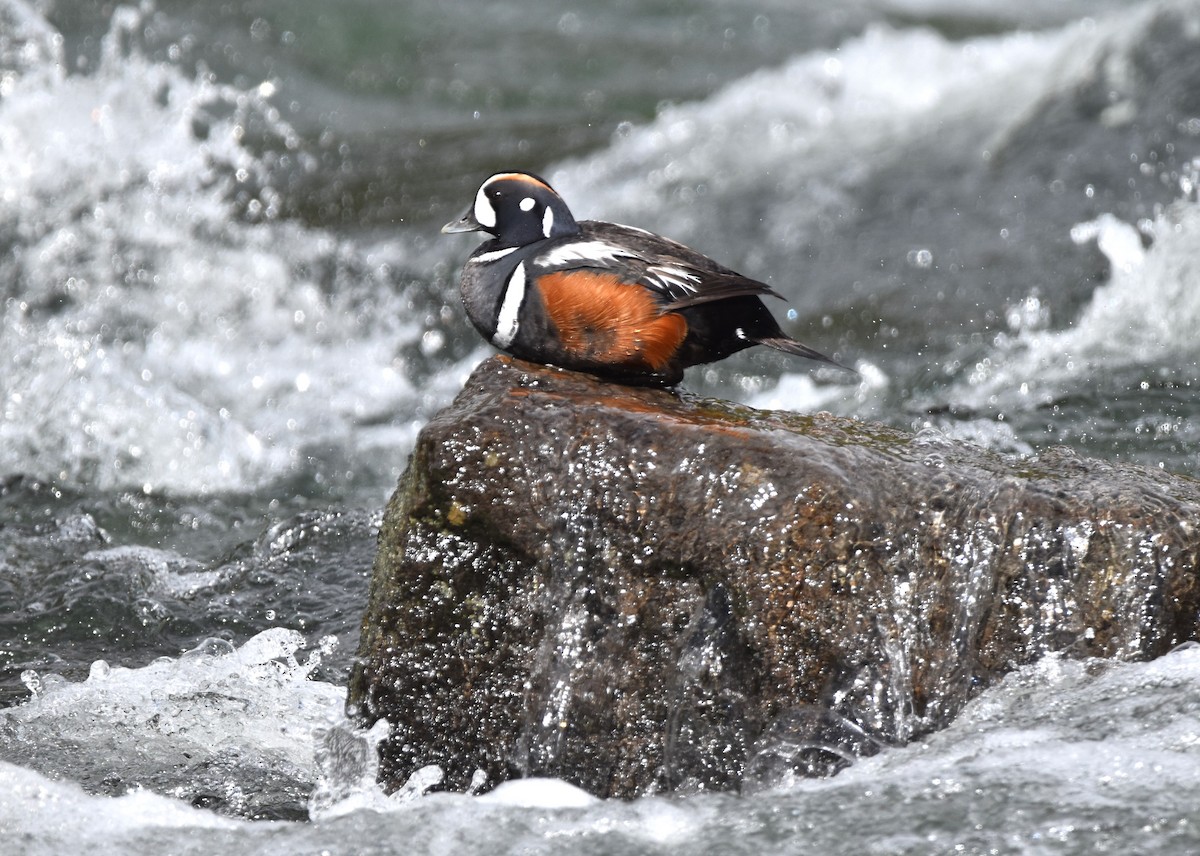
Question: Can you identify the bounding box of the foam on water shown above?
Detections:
[475,777,599,809]
[548,19,1090,284]
[3,641,1200,854]
[946,177,1200,414]
[0,1,472,496]
[0,761,240,844]
[2,628,346,818]
[744,359,889,415]
[78,543,222,598]
[536,12,1151,420]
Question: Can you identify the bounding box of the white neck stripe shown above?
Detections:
[493,261,527,349]
[471,246,519,263]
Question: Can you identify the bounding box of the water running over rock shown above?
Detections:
[350,357,1200,797]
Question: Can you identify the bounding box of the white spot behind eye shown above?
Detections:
[542,207,555,238]
[519,196,536,212]
[474,185,497,229]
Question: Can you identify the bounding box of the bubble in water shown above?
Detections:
[180,637,237,662]
[906,248,934,269]
[1004,292,1050,332]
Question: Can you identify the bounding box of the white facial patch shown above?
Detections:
[519,196,536,212]
[493,261,527,349]
[542,206,555,238]
[474,184,497,229]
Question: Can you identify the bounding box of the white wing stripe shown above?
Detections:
[645,264,700,292]
[535,240,631,268]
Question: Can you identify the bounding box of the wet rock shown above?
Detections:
[348,356,1200,798]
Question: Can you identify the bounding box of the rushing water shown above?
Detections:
[2,0,1199,852]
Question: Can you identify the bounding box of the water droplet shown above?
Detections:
[906,248,934,269]
[20,670,42,696]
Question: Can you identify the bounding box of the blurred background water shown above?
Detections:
[2,0,1199,853]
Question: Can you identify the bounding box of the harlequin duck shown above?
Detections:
[442,171,849,386]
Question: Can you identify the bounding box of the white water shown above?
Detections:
[0,2,474,495]
[547,8,1200,427]
[2,0,1196,489]
[949,186,1200,412]
[4,630,342,812]
[4,1,1200,853]
[3,631,1199,854]
[549,20,1093,279]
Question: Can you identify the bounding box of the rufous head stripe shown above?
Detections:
[486,172,555,194]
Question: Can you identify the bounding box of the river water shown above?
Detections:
[2,0,1199,853]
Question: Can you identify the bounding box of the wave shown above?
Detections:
[4,633,1200,852]
[4,0,1198,490]
[548,1,1200,417]
[932,177,1200,417]
[547,19,1091,307]
[0,2,471,495]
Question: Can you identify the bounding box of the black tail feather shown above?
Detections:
[754,336,857,375]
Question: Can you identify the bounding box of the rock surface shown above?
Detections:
[348,356,1200,798]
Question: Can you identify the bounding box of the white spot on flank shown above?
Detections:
[542,206,555,238]
[735,327,747,340]
[474,185,497,229]
[493,261,527,349]
[520,196,536,212]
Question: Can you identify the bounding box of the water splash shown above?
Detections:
[309,718,399,820]
[549,21,1086,288]
[1,628,345,818]
[947,166,1200,413]
[0,1,460,495]
[5,647,1200,854]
